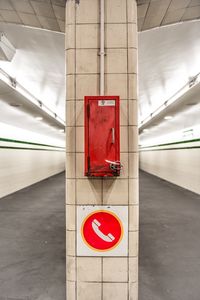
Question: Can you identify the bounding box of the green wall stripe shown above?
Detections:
[140,138,200,150]
[0,146,65,152]
[140,146,200,152]
[0,137,65,149]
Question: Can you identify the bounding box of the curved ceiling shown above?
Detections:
[139,20,200,122]
[139,20,200,145]
[0,23,65,119]
[0,0,200,32]
[0,23,65,144]
[137,0,200,31]
[0,0,65,32]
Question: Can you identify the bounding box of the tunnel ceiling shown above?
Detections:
[139,19,200,144]
[0,23,65,142]
[0,0,200,32]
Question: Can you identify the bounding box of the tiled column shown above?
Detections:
[65,0,138,299]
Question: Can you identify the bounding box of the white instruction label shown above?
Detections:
[98,100,115,106]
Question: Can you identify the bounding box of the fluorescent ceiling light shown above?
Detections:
[35,116,43,121]
[139,72,200,128]
[0,33,16,62]
[0,68,65,127]
[164,116,173,120]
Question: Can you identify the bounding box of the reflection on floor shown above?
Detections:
[139,170,200,300]
[0,172,65,300]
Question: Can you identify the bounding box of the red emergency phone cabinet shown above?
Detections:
[84,96,121,177]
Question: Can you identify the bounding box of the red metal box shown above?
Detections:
[84,96,120,177]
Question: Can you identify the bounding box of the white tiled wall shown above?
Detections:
[140,148,200,195]
[0,149,65,198]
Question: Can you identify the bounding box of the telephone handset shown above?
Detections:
[92,219,115,242]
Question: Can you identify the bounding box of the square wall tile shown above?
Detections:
[121,126,128,152]
[105,49,127,74]
[76,179,102,205]
[105,23,127,48]
[103,283,128,300]
[66,255,76,281]
[66,101,75,127]
[76,101,84,126]
[67,281,76,300]
[0,0,13,10]
[77,257,101,282]
[66,153,75,178]
[120,152,128,178]
[76,0,99,24]
[53,4,65,21]
[137,3,148,19]
[76,24,99,48]
[38,16,60,31]
[76,153,84,178]
[2,10,21,23]
[18,13,41,27]
[105,74,128,100]
[129,126,138,152]
[76,49,99,74]
[76,126,84,153]
[129,282,138,300]
[66,205,76,231]
[66,126,75,153]
[66,0,75,25]
[128,23,138,49]
[77,282,101,300]
[103,257,128,282]
[103,179,128,205]
[67,49,75,74]
[162,8,185,25]
[57,20,65,32]
[66,75,75,100]
[129,205,139,231]
[129,257,138,283]
[128,100,138,126]
[129,231,139,257]
[182,6,200,21]
[29,1,55,18]
[129,179,139,205]
[120,100,128,126]
[66,230,76,256]
[128,74,137,100]
[128,48,138,74]
[129,153,139,179]
[76,74,99,100]
[105,0,127,23]
[127,0,137,23]
[66,24,75,49]
[66,179,75,204]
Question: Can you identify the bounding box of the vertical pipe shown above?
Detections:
[100,0,105,95]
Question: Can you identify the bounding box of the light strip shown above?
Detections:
[0,68,65,126]
[139,72,200,128]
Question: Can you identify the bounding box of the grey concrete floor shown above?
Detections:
[139,170,200,300]
[1,171,200,300]
[0,172,65,300]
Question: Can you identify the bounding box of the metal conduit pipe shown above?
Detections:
[100,0,105,95]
